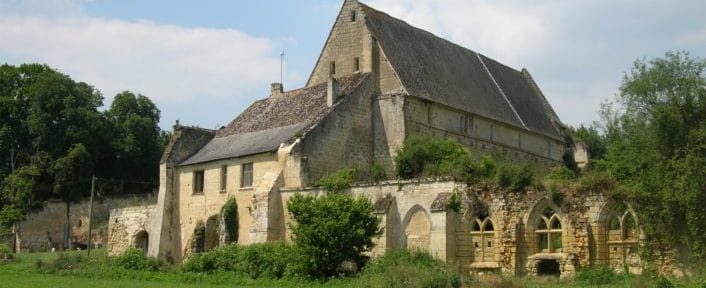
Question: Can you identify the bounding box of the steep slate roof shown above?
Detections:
[360,3,563,140]
[180,73,369,165]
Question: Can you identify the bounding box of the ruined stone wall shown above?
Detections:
[276,180,648,277]
[17,194,156,252]
[300,76,376,184]
[404,96,565,171]
[108,204,156,256]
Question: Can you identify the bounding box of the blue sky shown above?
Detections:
[1,0,705,130]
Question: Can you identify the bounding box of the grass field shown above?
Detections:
[0,249,704,288]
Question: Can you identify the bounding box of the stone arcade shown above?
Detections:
[108,0,649,277]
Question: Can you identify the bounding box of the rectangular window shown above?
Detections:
[353,57,360,71]
[351,10,356,22]
[330,61,336,76]
[193,170,204,194]
[220,165,227,192]
[241,163,253,188]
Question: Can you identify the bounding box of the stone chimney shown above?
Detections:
[327,78,340,107]
[270,82,283,97]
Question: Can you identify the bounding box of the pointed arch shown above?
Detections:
[402,205,431,251]
[596,200,641,272]
[526,198,564,254]
[470,215,497,263]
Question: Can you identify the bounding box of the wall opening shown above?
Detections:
[404,206,430,251]
[204,215,220,252]
[537,259,560,276]
[134,231,149,254]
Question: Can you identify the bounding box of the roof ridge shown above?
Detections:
[475,52,528,130]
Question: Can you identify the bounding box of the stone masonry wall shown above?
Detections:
[108,204,156,256]
[17,194,156,252]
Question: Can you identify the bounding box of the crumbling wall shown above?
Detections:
[17,194,155,252]
[108,204,156,256]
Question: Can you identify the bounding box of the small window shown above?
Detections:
[351,10,356,22]
[193,170,205,194]
[353,57,360,71]
[330,61,336,75]
[241,163,253,187]
[220,165,227,192]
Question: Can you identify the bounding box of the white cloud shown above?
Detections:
[0,15,281,103]
[678,27,706,46]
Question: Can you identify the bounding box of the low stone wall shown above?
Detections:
[16,194,156,252]
[108,204,156,256]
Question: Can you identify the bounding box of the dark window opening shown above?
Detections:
[537,259,560,276]
[241,163,253,187]
[354,57,360,71]
[193,171,205,194]
[220,165,227,192]
[330,61,336,75]
[351,10,357,22]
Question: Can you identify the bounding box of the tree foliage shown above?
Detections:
[287,192,381,278]
[0,63,166,228]
[598,51,706,260]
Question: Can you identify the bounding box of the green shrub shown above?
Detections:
[220,197,238,244]
[545,165,576,181]
[394,134,467,179]
[114,247,160,271]
[495,162,535,191]
[316,168,360,193]
[369,163,387,183]
[576,265,618,285]
[364,250,463,288]
[37,252,85,271]
[182,242,298,279]
[0,243,12,260]
[578,170,616,192]
[287,192,381,278]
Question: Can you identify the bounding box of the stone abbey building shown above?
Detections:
[108,0,653,277]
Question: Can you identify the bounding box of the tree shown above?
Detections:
[598,51,706,260]
[287,192,381,278]
[106,91,163,185]
[52,144,93,249]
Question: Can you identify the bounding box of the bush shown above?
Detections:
[576,265,618,285]
[182,242,298,279]
[363,250,463,288]
[35,252,85,272]
[369,163,387,183]
[0,243,12,260]
[287,192,381,278]
[578,170,616,192]
[316,168,360,193]
[114,247,160,271]
[394,134,468,179]
[545,165,576,181]
[495,162,535,191]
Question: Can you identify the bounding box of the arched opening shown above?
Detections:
[535,208,563,253]
[606,203,639,272]
[134,231,149,254]
[204,215,220,252]
[471,216,495,263]
[404,206,430,251]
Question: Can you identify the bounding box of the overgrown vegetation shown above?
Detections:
[360,250,464,288]
[393,134,536,191]
[113,248,161,271]
[182,242,296,278]
[220,198,238,244]
[315,168,361,193]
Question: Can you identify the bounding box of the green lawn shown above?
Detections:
[0,249,704,288]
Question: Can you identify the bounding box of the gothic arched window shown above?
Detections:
[471,217,495,262]
[607,204,639,270]
[535,208,562,253]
